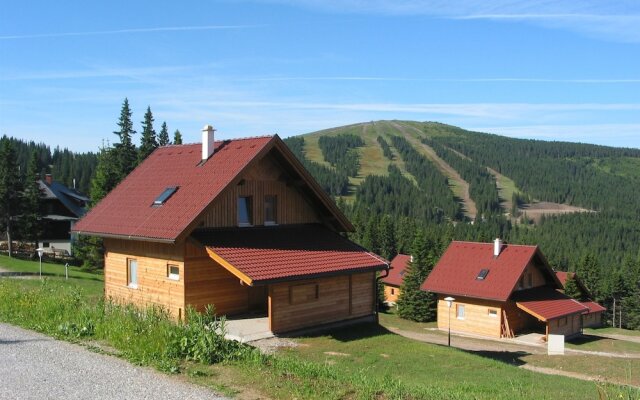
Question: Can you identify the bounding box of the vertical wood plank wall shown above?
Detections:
[183,242,250,315]
[436,295,503,338]
[202,155,320,228]
[269,272,375,333]
[103,238,185,318]
[548,314,582,336]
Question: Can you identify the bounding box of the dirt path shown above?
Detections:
[519,364,602,382]
[591,332,640,344]
[388,122,478,220]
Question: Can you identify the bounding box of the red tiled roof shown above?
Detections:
[383,254,411,287]
[73,137,273,241]
[422,241,559,301]
[555,271,569,286]
[73,135,351,242]
[513,286,589,321]
[581,300,606,314]
[192,224,388,284]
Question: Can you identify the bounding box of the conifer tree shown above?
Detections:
[0,137,23,257]
[378,214,396,260]
[397,229,437,322]
[158,121,170,146]
[173,129,183,145]
[138,106,158,163]
[112,98,137,178]
[21,151,42,246]
[563,274,582,300]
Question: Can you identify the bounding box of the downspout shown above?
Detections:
[375,264,391,324]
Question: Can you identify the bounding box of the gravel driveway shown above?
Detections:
[0,323,226,400]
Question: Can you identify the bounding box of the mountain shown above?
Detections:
[284,121,640,324]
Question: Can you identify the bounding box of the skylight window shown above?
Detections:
[153,186,178,206]
[476,268,489,281]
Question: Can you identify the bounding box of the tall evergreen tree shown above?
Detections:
[158,121,170,146]
[138,106,158,162]
[173,129,183,145]
[563,274,582,300]
[397,229,437,322]
[112,98,137,179]
[378,214,396,260]
[21,151,42,246]
[0,137,23,257]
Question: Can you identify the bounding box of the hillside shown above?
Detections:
[284,121,640,329]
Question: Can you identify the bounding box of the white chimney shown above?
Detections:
[201,124,216,161]
[494,238,503,257]
[410,255,414,263]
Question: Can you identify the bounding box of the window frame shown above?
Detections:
[456,304,465,320]
[488,309,498,317]
[167,264,180,281]
[264,195,278,226]
[127,258,138,289]
[237,196,254,227]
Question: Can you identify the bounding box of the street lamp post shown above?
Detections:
[444,296,455,347]
[36,248,44,278]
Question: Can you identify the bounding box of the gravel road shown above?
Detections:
[0,323,226,400]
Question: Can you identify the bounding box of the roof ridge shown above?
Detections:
[172,135,275,147]
[451,240,537,248]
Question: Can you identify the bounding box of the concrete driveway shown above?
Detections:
[0,323,226,400]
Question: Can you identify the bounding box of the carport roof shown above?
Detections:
[513,286,589,321]
[192,224,389,285]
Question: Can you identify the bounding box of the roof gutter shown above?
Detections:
[375,263,391,324]
[72,230,176,244]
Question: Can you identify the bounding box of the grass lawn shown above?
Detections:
[567,334,640,354]
[379,310,439,333]
[586,327,640,338]
[282,323,606,400]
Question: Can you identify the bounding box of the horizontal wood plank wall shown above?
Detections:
[384,284,400,303]
[503,300,540,333]
[351,272,375,316]
[103,239,185,318]
[269,272,375,333]
[183,256,249,316]
[436,295,503,338]
[201,156,319,228]
[548,314,582,336]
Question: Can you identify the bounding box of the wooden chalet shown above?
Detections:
[72,126,388,334]
[422,239,588,340]
[38,175,89,256]
[555,271,606,328]
[382,254,411,304]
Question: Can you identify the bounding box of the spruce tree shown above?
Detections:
[173,129,183,145]
[378,214,396,260]
[563,274,582,300]
[21,151,42,246]
[138,106,158,162]
[158,121,170,146]
[0,137,23,257]
[396,229,437,322]
[112,98,137,178]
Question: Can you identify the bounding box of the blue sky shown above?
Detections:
[1,0,639,151]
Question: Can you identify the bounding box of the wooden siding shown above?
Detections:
[103,239,185,318]
[513,262,548,291]
[269,272,375,333]
[503,300,541,333]
[436,295,504,338]
[201,156,320,228]
[384,284,400,303]
[183,256,250,316]
[582,312,602,328]
[548,314,582,337]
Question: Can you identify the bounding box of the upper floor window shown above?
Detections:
[238,196,253,226]
[456,304,465,319]
[264,195,277,225]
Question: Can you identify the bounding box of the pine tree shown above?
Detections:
[21,151,42,246]
[138,106,158,162]
[378,214,396,260]
[112,98,137,178]
[563,274,582,300]
[396,229,437,322]
[0,137,23,257]
[158,121,170,146]
[576,253,601,300]
[173,129,183,145]
[621,279,640,330]
[361,215,380,254]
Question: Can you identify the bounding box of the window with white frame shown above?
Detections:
[127,258,138,288]
[456,304,465,319]
[488,309,498,317]
[167,264,180,281]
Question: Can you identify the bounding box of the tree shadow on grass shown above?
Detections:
[460,349,533,367]
[287,322,394,343]
[568,334,614,345]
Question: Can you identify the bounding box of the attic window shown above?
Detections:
[476,269,490,281]
[153,186,178,206]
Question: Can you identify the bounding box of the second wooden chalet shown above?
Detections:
[73,125,388,334]
[555,271,606,328]
[382,254,411,304]
[422,239,589,339]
